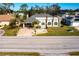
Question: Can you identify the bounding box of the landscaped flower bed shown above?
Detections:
[36,26,79,36]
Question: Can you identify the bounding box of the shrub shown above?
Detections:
[9,19,17,28]
[36,26,41,28]
[0,25,1,27]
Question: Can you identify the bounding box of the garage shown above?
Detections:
[72,22,79,26]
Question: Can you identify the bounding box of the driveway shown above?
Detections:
[17,28,33,36]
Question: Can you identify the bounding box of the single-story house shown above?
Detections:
[0,15,14,27]
[25,13,62,28]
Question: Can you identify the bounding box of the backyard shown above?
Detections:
[37,26,79,36]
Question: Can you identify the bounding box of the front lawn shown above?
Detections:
[2,26,20,36]
[69,51,79,56]
[0,52,40,56]
[37,26,79,36]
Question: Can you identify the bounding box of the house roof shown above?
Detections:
[0,15,14,22]
[26,13,53,23]
[31,13,53,17]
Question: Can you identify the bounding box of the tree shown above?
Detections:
[68,9,75,15]
[1,3,14,14]
[29,6,36,16]
[50,3,61,15]
[20,4,28,13]
[19,4,28,28]
[9,19,17,28]
[32,20,39,27]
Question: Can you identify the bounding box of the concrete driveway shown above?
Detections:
[17,28,33,36]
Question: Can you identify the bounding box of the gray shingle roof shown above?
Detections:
[31,13,52,17]
[26,13,52,23]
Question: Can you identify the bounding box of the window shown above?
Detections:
[48,22,51,25]
[54,22,58,25]
[41,22,45,25]
[75,19,79,21]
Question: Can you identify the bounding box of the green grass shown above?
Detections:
[37,26,79,36]
[0,52,40,56]
[2,26,20,36]
[69,51,79,56]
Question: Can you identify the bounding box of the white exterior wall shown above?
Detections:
[53,17,59,27]
[18,13,24,16]
[36,17,53,28]
[0,21,9,26]
[36,17,46,28]
[47,17,53,27]
[72,22,79,27]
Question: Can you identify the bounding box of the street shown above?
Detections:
[0,36,79,56]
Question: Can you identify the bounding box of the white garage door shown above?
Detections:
[72,22,79,26]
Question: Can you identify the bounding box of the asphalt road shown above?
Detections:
[0,36,79,56]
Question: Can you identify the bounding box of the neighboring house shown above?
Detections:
[62,16,74,26]
[0,15,14,27]
[63,15,79,27]
[25,13,62,28]
[72,15,79,27]
[75,12,79,16]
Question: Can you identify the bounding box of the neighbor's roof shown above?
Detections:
[26,13,52,23]
[75,16,79,19]
[66,17,73,19]
[0,15,14,22]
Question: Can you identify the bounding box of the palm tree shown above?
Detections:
[53,3,61,15]
[14,14,21,27]
[20,4,28,28]
[49,3,61,15]
[20,4,28,13]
